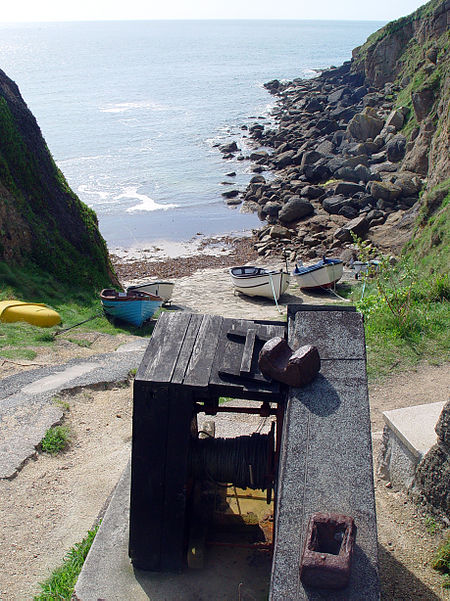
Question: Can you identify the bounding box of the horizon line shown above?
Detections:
[0,17,389,25]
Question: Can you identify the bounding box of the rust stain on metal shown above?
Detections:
[300,512,357,590]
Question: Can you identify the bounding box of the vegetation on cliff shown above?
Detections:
[352,0,449,185]
[0,68,117,291]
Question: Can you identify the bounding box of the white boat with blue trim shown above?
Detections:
[292,257,343,290]
[229,266,290,301]
[127,280,175,303]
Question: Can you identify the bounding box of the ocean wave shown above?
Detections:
[78,184,111,200]
[118,187,178,212]
[57,154,112,167]
[99,100,180,114]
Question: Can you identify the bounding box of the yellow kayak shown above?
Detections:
[0,300,61,328]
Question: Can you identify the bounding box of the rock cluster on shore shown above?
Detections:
[219,59,429,263]
[218,0,450,266]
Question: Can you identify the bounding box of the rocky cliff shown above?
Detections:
[0,68,117,289]
[223,0,449,266]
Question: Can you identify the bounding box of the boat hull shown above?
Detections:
[127,281,174,303]
[0,301,61,327]
[229,267,290,300]
[293,260,343,290]
[100,289,162,327]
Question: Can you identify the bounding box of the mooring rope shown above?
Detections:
[189,432,270,491]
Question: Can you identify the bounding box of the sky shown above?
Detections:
[0,0,429,23]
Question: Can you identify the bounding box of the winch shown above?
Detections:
[128,305,380,599]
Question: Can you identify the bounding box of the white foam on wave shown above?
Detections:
[100,100,171,114]
[118,187,178,213]
[78,184,111,200]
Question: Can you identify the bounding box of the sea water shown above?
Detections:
[0,20,384,252]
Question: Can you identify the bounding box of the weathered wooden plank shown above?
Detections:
[160,389,195,570]
[183,314,223,388]
[240,328,257,375]
[129,382,170,570]
[140,312,192,384]
[209,319,285,394]
[171,313,204,385]
[209,318,248,386]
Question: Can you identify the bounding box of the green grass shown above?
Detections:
[40,425,71,455]
[432,534,450,589]
[0,260,157,359]
[425,516,441,536]
[351,180,449,380]
[34,524,99,600]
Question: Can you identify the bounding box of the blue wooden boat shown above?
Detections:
[100,289,162,327]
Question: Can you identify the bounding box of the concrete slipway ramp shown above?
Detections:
[0,339,148,480]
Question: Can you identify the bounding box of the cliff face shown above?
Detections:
[0,68,117,289]
[352,0,450,188]
[233,0,449,266]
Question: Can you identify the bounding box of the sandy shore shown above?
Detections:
[110,233,261,282]
[110,232,354,321]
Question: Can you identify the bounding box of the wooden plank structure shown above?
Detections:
[129,311,285,571]
[129,305,379,599]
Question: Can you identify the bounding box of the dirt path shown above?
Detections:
[0,268,449,600]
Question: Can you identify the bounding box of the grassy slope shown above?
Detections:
[348,0,450,378]
[359,180,449,379]
[0,262,156,360]
[0,82,116,291]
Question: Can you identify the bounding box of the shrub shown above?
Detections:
[40,425,71,455]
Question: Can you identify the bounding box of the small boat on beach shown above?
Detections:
[352,259,381,279]
[100,289,162,327]
[229,266,290,301]
[292,257,343,290]
[0,300,61,328]
[126,281,175,304]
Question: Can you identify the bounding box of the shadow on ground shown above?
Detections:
[379,545,443,601]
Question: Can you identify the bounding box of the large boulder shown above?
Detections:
[302,185,324,199]
[402,118,436,176]
[347,107,384,141]
[269,224,292,239]
[384,109,405,131]
[322,195,352,215]
[250,175,266,184]
[354,164,374,183]
[334,216,369,242]
[250,150,270,162]
[334,181,366,196]
[412,88,435,122]
[304,97,323,113]
[369,181,402,201]
[300,150,323,168]
[273,150,296,169]
[221,189,239,199]
[278,197,314,223]
[261,201,282,217]
[219,141,239,153]
[335,166,359,182]
[303,160,331,184]
[394,175,422,197]
[386,134,407,163]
